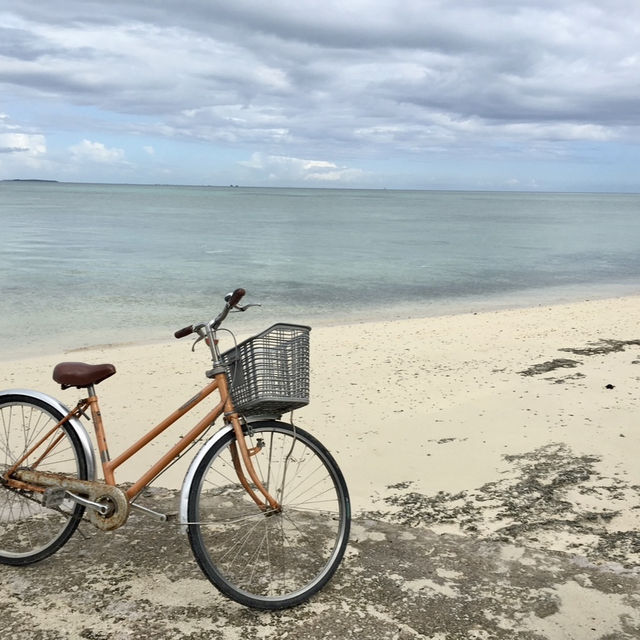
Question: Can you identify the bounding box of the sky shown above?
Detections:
[1,1,639,191]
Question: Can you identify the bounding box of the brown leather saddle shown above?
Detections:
[53,362,116,389]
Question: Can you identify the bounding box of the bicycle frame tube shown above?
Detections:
[95,372,280,509]
[94,379,225,500]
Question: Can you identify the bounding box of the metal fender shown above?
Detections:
[178,423,234,531]
[0,389,97,481]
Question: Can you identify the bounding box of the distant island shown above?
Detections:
[2,179,60,183]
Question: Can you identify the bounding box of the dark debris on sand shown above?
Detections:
[371,443,640,570]
[519,338,640,378]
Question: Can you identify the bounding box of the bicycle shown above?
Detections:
[0,288,351,610]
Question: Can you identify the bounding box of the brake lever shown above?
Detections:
[191,334,206,352]
[232,303,262,313]
[190,325,207,352]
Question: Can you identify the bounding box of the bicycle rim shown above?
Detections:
[0,398,87,563]
[187,422,350,609]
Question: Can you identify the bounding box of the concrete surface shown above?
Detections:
[1,486,639,639]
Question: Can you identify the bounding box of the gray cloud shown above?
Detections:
[1,1,639,186]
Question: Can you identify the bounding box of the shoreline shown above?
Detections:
[3,280,640,361]
[1,293,639,568]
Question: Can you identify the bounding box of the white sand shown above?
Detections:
[2,295,639,554]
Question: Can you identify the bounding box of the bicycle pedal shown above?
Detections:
[43,487,66,508]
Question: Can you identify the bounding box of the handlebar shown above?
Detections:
[174,324,195,339]
[174,288,247,339]
[226,288,246,307]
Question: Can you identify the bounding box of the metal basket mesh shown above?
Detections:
[221,323,310,416]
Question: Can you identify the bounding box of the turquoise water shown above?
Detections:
[1,182,640,356]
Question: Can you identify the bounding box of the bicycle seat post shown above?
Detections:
[85,384,115,485]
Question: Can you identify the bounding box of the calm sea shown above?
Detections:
[1,182,640,357]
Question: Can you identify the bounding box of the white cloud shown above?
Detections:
[240,152,364,183]
[0,114,48,175]
[0,132,46,155]
[68,139,126,164]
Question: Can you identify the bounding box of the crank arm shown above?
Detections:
[64,490,110,515]
[130,501,170,521]
[43,486,110,516]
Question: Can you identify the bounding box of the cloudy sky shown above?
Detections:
[1,1,639,191]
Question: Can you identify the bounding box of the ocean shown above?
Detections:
[1,181,640,358]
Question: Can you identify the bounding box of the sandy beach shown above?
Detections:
[2,295,640,638]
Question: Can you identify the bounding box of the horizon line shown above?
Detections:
[1,179,639,196]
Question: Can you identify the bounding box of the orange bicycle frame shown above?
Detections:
[5,370,280,511]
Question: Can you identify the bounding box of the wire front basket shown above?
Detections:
[221,323,311,417]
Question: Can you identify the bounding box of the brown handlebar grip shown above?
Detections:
[228,288,246,307]
[174,325,194,339]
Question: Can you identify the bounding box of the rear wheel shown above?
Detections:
[0,396,88,564]
[187,421,350,609]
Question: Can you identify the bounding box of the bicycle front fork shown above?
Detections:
[228,415,281,513]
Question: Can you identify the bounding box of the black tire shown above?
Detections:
[187,421,350,609]
[0,395,89,565]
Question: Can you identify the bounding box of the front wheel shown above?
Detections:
[186,421,350,609]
